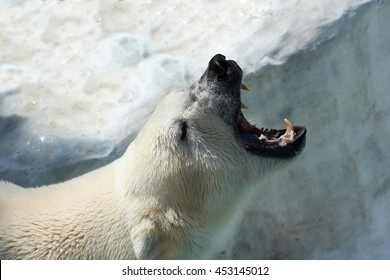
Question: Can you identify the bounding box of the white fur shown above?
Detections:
[0,89,283,259]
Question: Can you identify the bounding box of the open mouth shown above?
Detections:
[238,101,307,158]
[205,54,306,158]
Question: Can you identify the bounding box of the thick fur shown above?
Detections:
[0,55,299,259]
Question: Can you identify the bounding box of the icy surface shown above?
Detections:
[0,0,389,259]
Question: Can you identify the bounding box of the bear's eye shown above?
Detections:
[180,120,188,141]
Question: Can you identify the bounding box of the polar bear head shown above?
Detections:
[121,54,306,213]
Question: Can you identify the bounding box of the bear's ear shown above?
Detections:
[134,231,163,260]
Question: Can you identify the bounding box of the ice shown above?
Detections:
[0,0,389,259]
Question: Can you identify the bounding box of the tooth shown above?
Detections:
[259,134,267,140]
[240,103,248,109]
[241,84,251,91]
[284,118,294,134]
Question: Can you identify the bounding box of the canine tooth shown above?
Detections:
[241,84,251,91]
[284,118,294,134]
[240,103,248,109]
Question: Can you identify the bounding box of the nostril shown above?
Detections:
[208,54,229,80]
[210,54,226,65]
[216,62,229,81]
[216,59,229,72]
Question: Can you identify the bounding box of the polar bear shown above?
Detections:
[0,54,306,259]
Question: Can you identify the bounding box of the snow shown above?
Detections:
[0,0,389,259]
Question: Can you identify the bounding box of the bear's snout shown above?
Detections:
[207,54,242,82]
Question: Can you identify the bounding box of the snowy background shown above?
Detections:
[0,0,389,259]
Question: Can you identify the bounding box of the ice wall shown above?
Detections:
[1,0,389,259]
[214,1,390,259]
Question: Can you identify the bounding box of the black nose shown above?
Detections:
[208,54,229,80]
